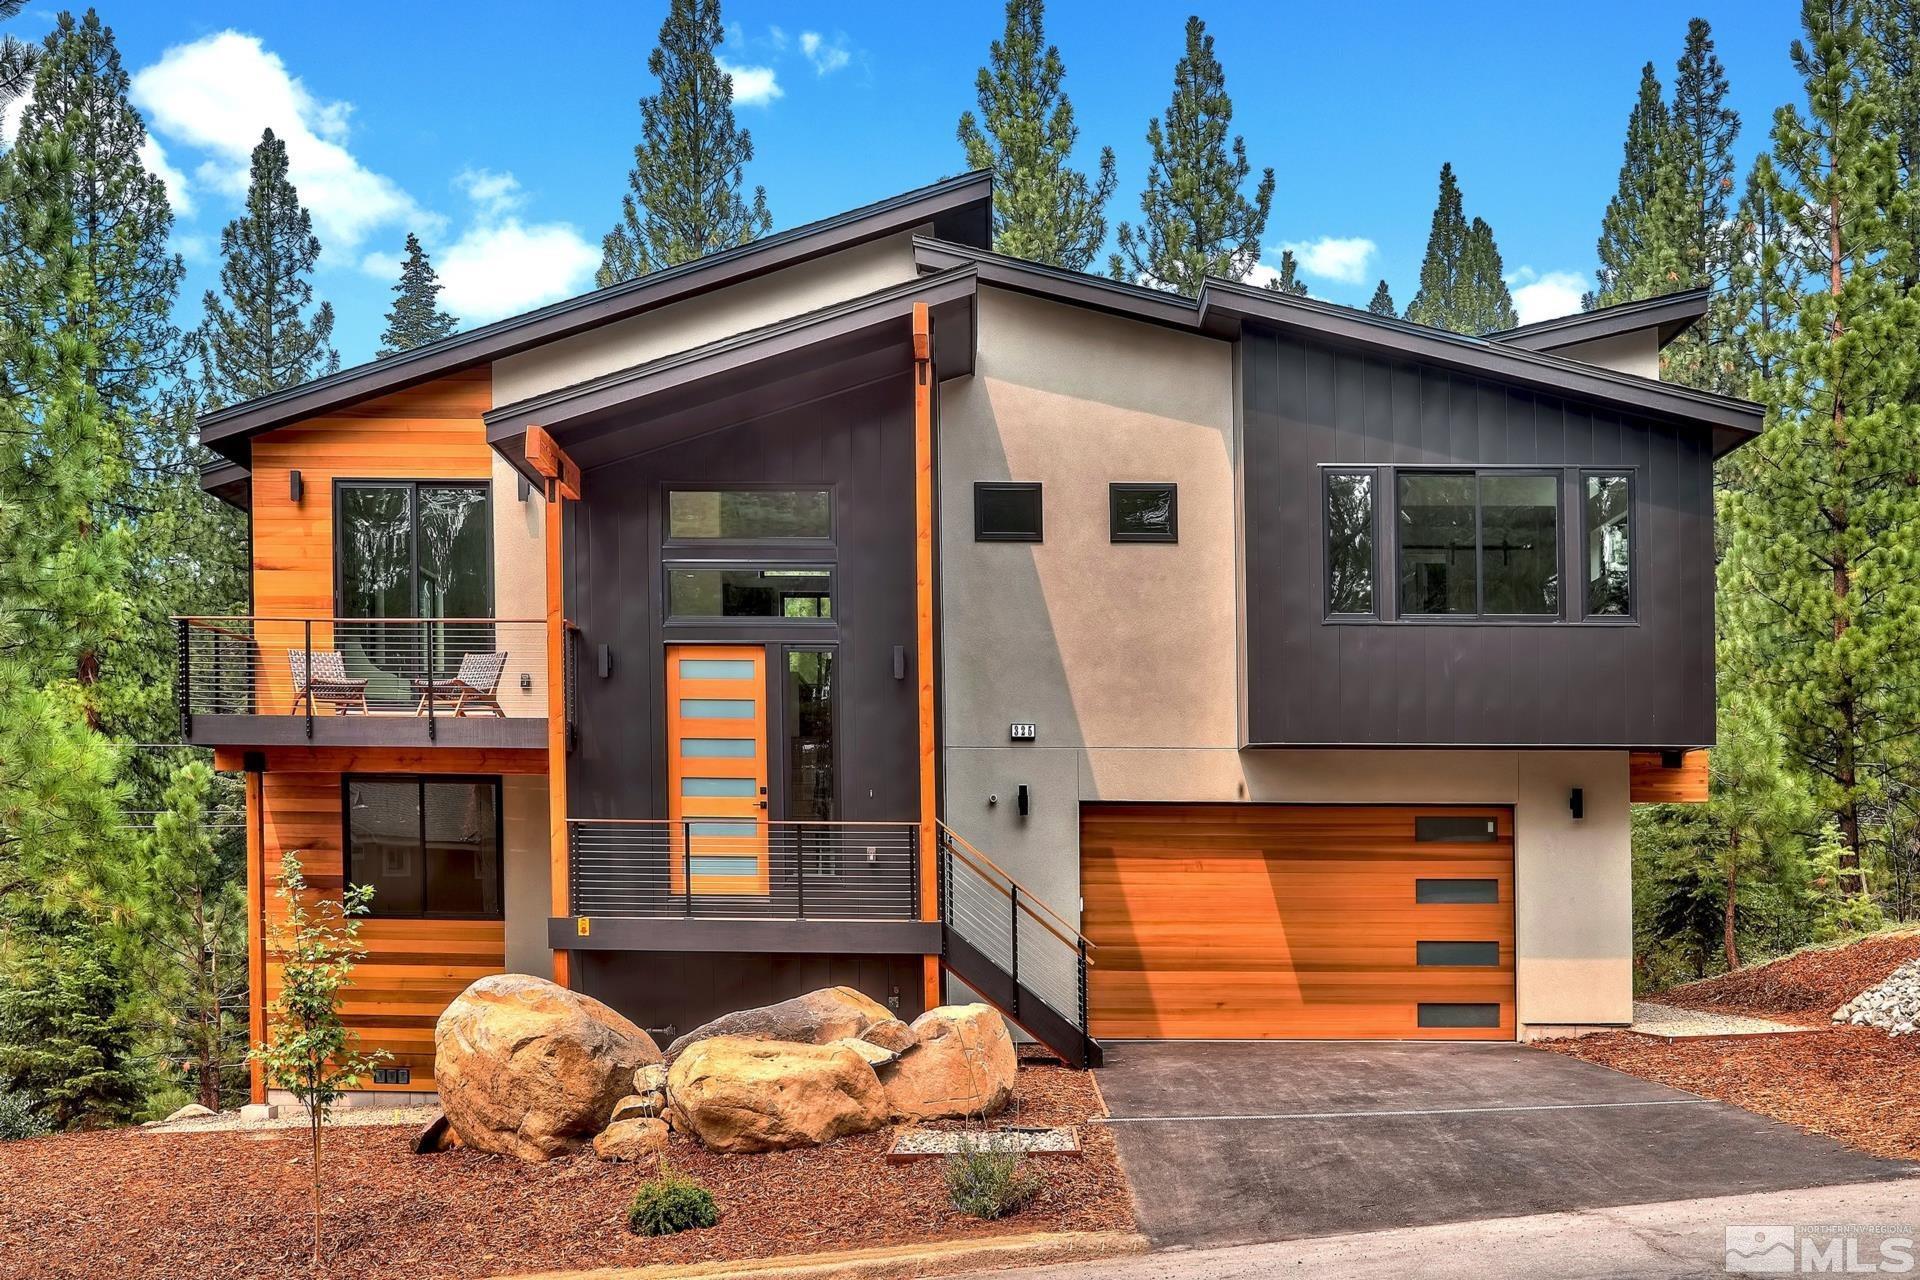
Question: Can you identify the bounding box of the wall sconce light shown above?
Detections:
[892,644,906,680]
[1017,784,1030,818]
[597,644,613,679]
[519,672,532,692]
[517,473,531,501]
[1568,787,1585,821]
[288,469,303,504]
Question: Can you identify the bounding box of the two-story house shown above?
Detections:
[182,172,1757,1102]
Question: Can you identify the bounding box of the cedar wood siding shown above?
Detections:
[1241,322,1716,750]
[246,368,511,1091]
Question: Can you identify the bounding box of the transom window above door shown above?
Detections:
[666,488,832,542]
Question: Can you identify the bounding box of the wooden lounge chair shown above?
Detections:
[412,650,509,717]
[287,649,370,715]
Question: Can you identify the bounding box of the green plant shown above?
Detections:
[0,1090,50,1141]
[626,1165,720,1236]
[945,1139,1042,1220]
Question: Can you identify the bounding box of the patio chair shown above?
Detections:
[412,650,509,717]
[287,649,370,715]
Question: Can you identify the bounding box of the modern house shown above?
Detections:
[182,172,1758,1102]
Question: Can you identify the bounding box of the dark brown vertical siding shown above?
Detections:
[1242,322,1715,748]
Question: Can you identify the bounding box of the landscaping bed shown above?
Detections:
[0,1061,1132,1280]
[1652,930,1920,1025]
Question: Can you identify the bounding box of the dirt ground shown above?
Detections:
[0,1062,1132,1280]
[1542,931,1920,1164]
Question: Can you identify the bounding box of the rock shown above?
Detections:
[1830,959,1920,1039]
[832,1036,903,1068]
[163,1104,216,1123]
[435,973,663,1162]
[859,1018,917,1055]
[593,1116,670,1161]
[668,1036,888,1153]
[238,1103,278,1123]
[634,1063,668,1094]
[609,1093,659,1123]
[665,986,896,1063]
[412,1111,459,1154]
[881,1004,1018,1122]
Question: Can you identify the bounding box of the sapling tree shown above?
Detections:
[251,853,386,1269]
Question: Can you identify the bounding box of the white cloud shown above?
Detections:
[1278,236,1375,285]
[1242,260,1294,293]
[1506,266,1591,326]
[139,136,193,216]
[799,31,851,75]
[130,31,421,252]
[435,219,600,323]
[0,92,23,147]
[454,167,524,218]
[717,55,781,106]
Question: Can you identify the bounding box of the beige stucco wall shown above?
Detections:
[1549,330,1661,379]
[491,233,922,407]
[501,774,553,978]
[938,284,1634,1034]
[490,453,548,717]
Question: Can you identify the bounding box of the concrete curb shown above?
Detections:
[490,1230,1149,1280]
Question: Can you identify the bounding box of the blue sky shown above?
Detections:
[7,1,1806,364]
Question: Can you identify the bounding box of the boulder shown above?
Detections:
[163,1103,216,1124]
[665,986,896,1063]
[832,1036,903,1068]
[668,1036,888,1153]
[609,1093,658,1123]
[859,1018,918,1055]
[435,973,663,1162]
[411,1111,459,1155]
[593,1116,670,1162]
[634,1063,668,1094]
[881,1004,1018,1122]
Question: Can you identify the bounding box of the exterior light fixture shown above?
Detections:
[289,469,303,503]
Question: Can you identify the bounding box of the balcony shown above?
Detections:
[176,616,553,749]
[556,818,940,954]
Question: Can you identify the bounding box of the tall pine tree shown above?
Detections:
[197,129,338,407]
[1108,15,1273,295]
[1721,0,1920,891]
[1405,164,1516,333]
[0,0,36,108]
[599,0,771,286]
[376,233,458,357]
[1262,249,1308,296]
[1666,19,1743,392]
[1594,63,1690,307]
[1367,279,1396,316]
[957,0,1115,270]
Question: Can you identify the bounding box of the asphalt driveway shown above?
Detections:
[1095,1041,1917,1249]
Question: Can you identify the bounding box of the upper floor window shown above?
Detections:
[345,775,502,919]
[667,488,831,542]
[1584,472,1633,617]
[1397,471,1558,618]
[975,482,1042,542]
[1110,483,1178,543]
[337,481,491,618]
[1324,471,1376,616]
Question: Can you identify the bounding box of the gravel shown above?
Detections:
[1630,1001,1803,1038]
[1833,958,1920,1035]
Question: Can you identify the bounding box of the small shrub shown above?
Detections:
[0,1091,50,1142]
[626,1166,720,1236]
[945,1139,1042,1220]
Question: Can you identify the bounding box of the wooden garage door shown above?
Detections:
[1081,804,1515,1040]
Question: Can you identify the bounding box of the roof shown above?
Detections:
[193,170,993,461]
[1487,287,1709,353]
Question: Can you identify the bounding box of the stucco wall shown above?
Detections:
[501,774,553,978]
[1548,330,1661,379]
[491,233,921,406]
[937,284,1633,1033]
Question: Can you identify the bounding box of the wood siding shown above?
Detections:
[1240,323,1717,749]
[1629,750,1711,803]
[1081,803,1515,1040]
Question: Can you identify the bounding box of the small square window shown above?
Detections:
[1110,483,1178,543]
[975,482,1042,542]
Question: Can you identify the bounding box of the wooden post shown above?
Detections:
[246,765,267,1105]
[528,425,582,989]
[912,302,941,1013]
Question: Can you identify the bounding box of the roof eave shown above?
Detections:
[1489,287,1711,354]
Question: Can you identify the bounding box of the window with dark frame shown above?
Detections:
[1324,470,1376,615]
[1109,483,1178,543]
[1397,470,1559,618]
[345,775,502,920]
[974,482,1043,542]
[666,488,831,541]
[1584,472,1633,617]
[666,566,834,620]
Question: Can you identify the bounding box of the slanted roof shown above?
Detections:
[1487,287,1709,353]
[194,170,993,464]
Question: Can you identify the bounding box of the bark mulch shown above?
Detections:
[0,1063,1133,1280]
[1540,1025,1920,1163]
[1653,931,1920,1025]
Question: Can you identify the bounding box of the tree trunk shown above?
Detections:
[1723,831,1740,971]
[311,1110,323,1270]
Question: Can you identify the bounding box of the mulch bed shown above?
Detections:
[0,1062,1133,1280]
[1653,931,1920,1025]
[1540,1025,1920,1163]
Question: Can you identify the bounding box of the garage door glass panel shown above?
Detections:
[1416,941,1501,966]
[1414,815,1499,842]
[1415,878,1500,904]
[1418,1003,1502,1029]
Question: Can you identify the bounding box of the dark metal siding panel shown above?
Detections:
[1241,322,1716,748]
[566,372,919,822]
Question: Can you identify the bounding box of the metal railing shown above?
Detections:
[175,616,549,740]
[568,818,920,920]
[937,823,1095,1051]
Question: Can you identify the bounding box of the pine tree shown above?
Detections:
[598,0,772,286]
[1594,63,1690,307]
[1863,0,1920,289]
[376,233,458,357]
[0,0,36,107]
[1666,19,1743,393]
[1720,0,1920,893]
[197,129,338,407]
[1367,279,1396,316]
[1262,249,1308,296]
[1405,165,1515,333]
[957,0,1116,271]
[1108,16,1274,295]
[0,921,143,1129]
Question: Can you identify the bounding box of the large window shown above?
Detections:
[668,489,830,541]
[1397,471,1558,618]
[345,776,501,919]
[337,482,491,619]
[1324,471,1376,616]
[667,566,833,619]
[1584,472,1632,617]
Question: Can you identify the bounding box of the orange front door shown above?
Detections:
[665,645,769,895]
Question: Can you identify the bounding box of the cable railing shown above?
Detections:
[174,615,549,741]
[568,818,920,920]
